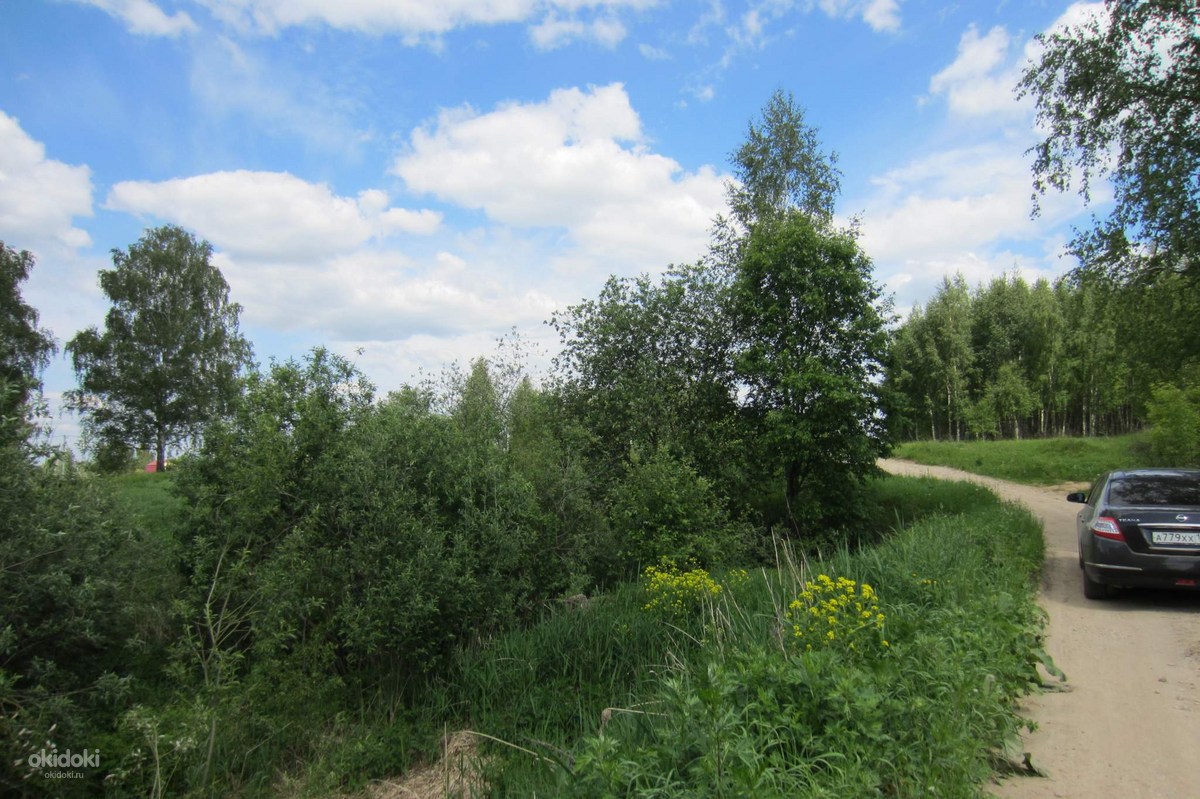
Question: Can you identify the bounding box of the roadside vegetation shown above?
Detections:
[428,477,1052,798]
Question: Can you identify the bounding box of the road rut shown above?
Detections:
[878,458,1200,798]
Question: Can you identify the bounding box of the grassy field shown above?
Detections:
[106,470,185,539]
[893,433,1153,486]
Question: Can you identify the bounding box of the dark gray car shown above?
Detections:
[1068,469,1200,599]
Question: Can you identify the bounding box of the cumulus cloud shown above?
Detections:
[864,2,1120,312]
[207,242,562,347]
[927,4,1107,119]
[0,111,93,251]
[99,166,571,348]
[104,170,440,261]
[391,83,728,274]
[855,139,1097,312]
[69,0,198,36]
[926,24,1025,117]
[860,143,1089,258]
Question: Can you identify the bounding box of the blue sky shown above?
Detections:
[1,0,1106,450]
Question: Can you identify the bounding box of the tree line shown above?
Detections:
[884,268,1200,441]
[886,0,1200,446]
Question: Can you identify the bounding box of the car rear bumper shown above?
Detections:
[1084,537,1200,589]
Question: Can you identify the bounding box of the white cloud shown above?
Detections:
[638,42,670,60]
[189,37,374,155]
[860,0,899,33]
[859,143,1090,266]
[530,13,627,49]
[927,4,1108,119]
[865,2,1121,315]
[391,83,728,274]
[338,325,561,395]
[812,0,901,33]
[104,170,440,261]
[0,111,93,252]
[209,242,561,346]
[926,23,1026,117]
[70,0,198,36]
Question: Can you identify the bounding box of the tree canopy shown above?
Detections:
[554,91,889,535]
[727,89,841,230]
[66,225,252,471]
[1019,0,1200,282]
[0,242,56,447]
[884,270,1200,441]
[731,211,890,527]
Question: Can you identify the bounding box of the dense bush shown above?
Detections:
[608,446,751,574]
[1146,378,1200,466]
[0,444,170,798]
[134,350,630,792]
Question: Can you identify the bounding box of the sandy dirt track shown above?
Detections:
[878,459,1200,798]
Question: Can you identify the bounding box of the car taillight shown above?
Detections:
[1090,516,1125,541]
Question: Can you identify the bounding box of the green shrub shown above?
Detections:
[0,446,170,797]
[1146,381,1200,466]
[608,446,750,573]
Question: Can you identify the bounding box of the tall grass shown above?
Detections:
[894,433,1153,485]
[310,475,1052,798]
[106,470,186,541]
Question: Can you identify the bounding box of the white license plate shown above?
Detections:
[1152,531,1200,545]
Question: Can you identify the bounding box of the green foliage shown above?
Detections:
[726,88,841,230]
[551,267,742,492]
[555,92,890,546]
[886,270,1200,441]
[157,350,623,791]
[732,211,890,530]
[608,447,749,573]
[0,242,56,448]
[0,445,172,797]
[1146,378,1200,466]
[1019,0,1200,283]
[66,225,253,471]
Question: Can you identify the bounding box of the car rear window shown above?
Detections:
[1108,475,1200,506]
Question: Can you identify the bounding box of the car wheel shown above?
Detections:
[1082,569,1112,600]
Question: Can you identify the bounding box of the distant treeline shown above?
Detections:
[884,269,1200,442]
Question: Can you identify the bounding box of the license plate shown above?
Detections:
[1152,531,1200,545]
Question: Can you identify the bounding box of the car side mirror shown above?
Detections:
[1066,491,1087,504]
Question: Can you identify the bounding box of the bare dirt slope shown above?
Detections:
[879,458,1200,798]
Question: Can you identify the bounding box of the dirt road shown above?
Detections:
[878,459,1200,798]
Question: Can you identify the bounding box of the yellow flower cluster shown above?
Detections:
[642,559,723,619]
[786,573,888,653]
[726,568,750,587]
